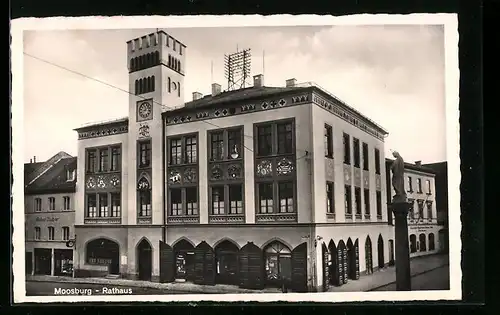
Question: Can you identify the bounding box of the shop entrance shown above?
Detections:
[173,239,195,282]
[137,239,153,281]
[34,248,52,275]
[264,241,292,288]
[214,240,239,285]
[86,238,120,275]
[26,252,33,275]
[54,249,73,276]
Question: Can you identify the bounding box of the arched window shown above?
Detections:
[178,61,182,73]
[146,77,151,93]
[135,80,139,95]
[429,233,435,251]
[168,55,171,67]
[409,234,417,253]
[264,241,291,284]
[154,51,160,64]
[419,233,427,251]
[146,53,151,67]
[34,226,41,240]
[141,78,146,94]
[138,175,151,217]
[134,57,139,70]
[365,236,373,275]
[130,58,135,71]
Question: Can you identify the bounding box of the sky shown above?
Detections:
[23,25,447,164]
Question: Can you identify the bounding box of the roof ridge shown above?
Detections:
[26,152,72,187]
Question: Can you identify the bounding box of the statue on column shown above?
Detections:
[390,150,407,203]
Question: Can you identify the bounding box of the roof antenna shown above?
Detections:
[211,60,214,84]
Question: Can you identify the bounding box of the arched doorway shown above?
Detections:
[173,239,195,282]
[338,240,348,284]
[263,241,292,288]
[239,242,264,289]
[377,234,385,269]
[419,233,427,252]
[346,238,358,280]
[86,238,120,275]
[137,239,152,281]
[365,236,373,275]
[428,233,435,251]
[321,242,329,291]
[410,234,417,253]
[214,239,239,285]
[328,240,340,286]
[388,239,395,265]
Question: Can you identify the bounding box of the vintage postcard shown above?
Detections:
[11,14,461,303]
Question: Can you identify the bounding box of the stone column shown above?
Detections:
[390,201,412,291]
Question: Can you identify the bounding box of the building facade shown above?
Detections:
[385,159,445,258]
[25,152,77,276]
[72,30,394,292]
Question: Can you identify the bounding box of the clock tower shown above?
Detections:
[126,31,186,230]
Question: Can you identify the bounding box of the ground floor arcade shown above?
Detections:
[73,224,394,292]
[408,224,446,258]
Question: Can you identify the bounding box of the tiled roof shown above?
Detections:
[25,157,77,194]
[164,86,307,113]
[24,162,44,184]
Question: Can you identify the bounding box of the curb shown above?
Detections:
[367,263,449,291]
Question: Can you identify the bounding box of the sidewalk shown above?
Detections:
[328,253,449,292]
[27,253,448,294]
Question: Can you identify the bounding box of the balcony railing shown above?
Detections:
[364,214,371,220]
[137,217,152,224]
[255,213,297,223]
[326,213,336,220]
[84,217,121,224]
[209,214,245,224]
[345,213,353,220]
[167,215,199,224]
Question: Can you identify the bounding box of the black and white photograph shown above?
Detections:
[11,14,461,303]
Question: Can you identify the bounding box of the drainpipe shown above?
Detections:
[162,117,166,243]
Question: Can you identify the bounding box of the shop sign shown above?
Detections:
[88,257,113,265]
[35,216,60,222]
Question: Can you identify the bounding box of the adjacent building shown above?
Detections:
[72,30,394,292]
[385,159,446,258]
[24,152,77,276]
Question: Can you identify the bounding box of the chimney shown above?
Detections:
[286,78,297,87]
[253,74,264,88]
[211,83,221,96]
[33,156,36,163]
[192,91,203,101]
[30,159,32,163]
[415,160,422,166]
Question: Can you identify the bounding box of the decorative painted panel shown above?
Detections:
[325,158,335,181]
[227,163,243,179]
[85,174,121,190]
[353,168,361,187]
[165,93,311,126]
[343,165,351,183]
[138,123,150,139]
[137,218,152,224]
[255,214,297,223]
[375,175,382,191]
[209,165,223,181]
[183,167,198,183]
[84,218,121,224]
[167,216,200,224]
[209,163,243,181]
[168,168,197,185]
[208,215,245,224]
[363,170,370,187]
[312,94,385,141]
[276,157,294,176]
[77,123,128,140]
[256,160,273,177]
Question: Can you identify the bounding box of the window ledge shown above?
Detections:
[376,215,383,221]
[364,214,371,220]
[167,215,199,224]
[355,214,362,220]
[345,213,353,220]
[326,213,336,220]
[84,217,121,224]
[256,213,297,223]
[209,214,245,224]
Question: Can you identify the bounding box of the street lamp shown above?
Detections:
[230,145,239,159]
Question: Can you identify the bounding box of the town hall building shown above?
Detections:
[72,30,394,292]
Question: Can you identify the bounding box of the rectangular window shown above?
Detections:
[277,122,294,154]
[374,148,381,174]
[34,198,42,212]
[426,179,432,194]
[111,193,121,217]
[376,191,382,216]
[186,187,198,215]
[427,202,433,219]
[278,181,294,213]
[170,188,182,216]
[48,227,54,240]
[210,132,224,161]
[185,136,197,163]
[362,142,369,171]
[211,186,225,215]
[138,190,151,217]
[227,129,242,159]
[86,149,97,173]
[48,197,55,211]
[344,185,352,214]
[257,125,273,156]
[417,178,423,193]
[364,189,370,215]
[63,196,70,210]
[324,124,333,158]
[407,176,413,192]
[34,227,40,240]
[229,184,243,214]
[98,193,108,217]
[169,138,182,165]
[110,147,121,171]
[353,138,360,168]
[66,169,75,181]
[418,200,424,218]
[139,140,152,167]
[354,187,361,215]
[99,148,109,172]
[343,133,351,165]
[62,227,70,241]
[326,182,334,214]
[258,183,273,214]
[86,194,97,217]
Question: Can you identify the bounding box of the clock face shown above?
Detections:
[138,102,152,119]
